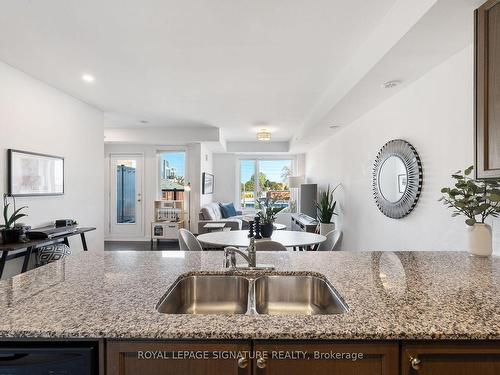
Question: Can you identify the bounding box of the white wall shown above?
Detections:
[305,46,491,252]
[213,153,238,204]
[187,143,214,233]
[200,143,214,208]
[104,126,220,144]
[0,62,104,278]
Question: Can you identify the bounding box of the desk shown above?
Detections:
[0,227,95,278]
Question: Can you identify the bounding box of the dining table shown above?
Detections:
[196,230,326,251]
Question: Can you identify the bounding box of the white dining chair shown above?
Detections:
[178,229,204,251]
[178,230,188,250]
[255,240,287,251]
[317,230,342,251]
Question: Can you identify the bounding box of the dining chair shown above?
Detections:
[255,240,287,251]
[178,231,188,250]
[316,230,342,251]
[178,229,204,251]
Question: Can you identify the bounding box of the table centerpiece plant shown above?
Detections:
[257,199,283,238]
[439,165,500,256]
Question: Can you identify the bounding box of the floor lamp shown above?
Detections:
[184,183,191,231]
[288,176,304,213]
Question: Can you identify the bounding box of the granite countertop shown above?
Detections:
[0,250,499,340]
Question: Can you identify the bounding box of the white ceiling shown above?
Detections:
[0,0,396,142]
[290,0,483,152]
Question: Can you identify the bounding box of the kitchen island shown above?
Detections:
[0,250,499,374]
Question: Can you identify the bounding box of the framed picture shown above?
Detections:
[202,172,214,195]
[398,174,407,194]
[8,149,64,196]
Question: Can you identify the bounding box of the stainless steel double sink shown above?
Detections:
[156,273,348,315]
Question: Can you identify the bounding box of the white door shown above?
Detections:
[110,154,143,237]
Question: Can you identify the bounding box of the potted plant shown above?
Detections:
[257,199,283,238]
[315,185,339,235]
[439,166,500,257]
[0,195,28,244]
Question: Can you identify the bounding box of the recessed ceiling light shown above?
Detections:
[381,80,401,89]
[81,74,95,83]
[257,129,271,141]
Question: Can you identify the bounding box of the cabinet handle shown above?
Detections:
[237,357,248,369]
[410,356,421,370]
[257,356,267,369]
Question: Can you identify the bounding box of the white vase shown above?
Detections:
[319,223,335,236]
[467,223,492,257]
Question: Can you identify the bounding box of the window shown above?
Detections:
[240,159,293,211]
[240,160,257,209]
[159,151,186,200]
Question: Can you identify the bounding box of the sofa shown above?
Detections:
[198,202,248,234]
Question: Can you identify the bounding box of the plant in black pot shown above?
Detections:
[257,199,283,238]
[1,195,28,244]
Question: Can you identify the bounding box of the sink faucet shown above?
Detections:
[224,238,257,269]
[223,238,275,270]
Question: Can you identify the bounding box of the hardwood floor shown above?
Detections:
[104,240,180,251]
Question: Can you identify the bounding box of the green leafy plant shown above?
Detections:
[257,198,283,224]
[439,166,500,226]
[315,184,339,224]
[1,195,28,230]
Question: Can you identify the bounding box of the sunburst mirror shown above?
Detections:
[372,140,423,219]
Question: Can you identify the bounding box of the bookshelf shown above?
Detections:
[151,200,185,241]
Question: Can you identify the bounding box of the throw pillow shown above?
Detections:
[219,202,237,218]
[36,243,72,267]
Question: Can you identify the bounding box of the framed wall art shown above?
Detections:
[8,149,64,196]
[202,172,214,195]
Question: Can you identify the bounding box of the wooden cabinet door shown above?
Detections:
[107,340,252,375]
[402,341,500,375]
[253,341,398,375]
[475,0,500,178]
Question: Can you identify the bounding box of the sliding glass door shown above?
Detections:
[239,159,293,211]
[240,160,257,209]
